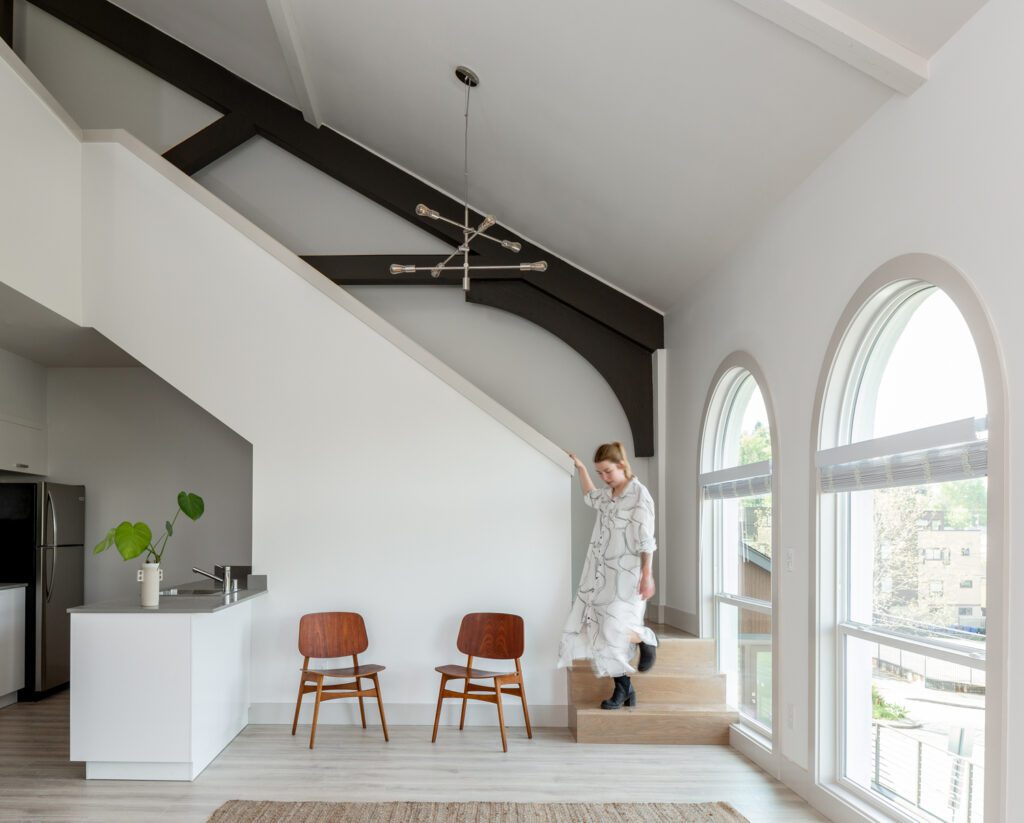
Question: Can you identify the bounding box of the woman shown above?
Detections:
[558,441,658,709]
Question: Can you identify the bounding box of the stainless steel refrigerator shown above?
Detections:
[0,482,85,698]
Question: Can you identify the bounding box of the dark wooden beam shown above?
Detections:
[163,112,256,175]
[26,0,663,455]
[1,0,14,48]
[468,280,655,456]
[26,0,663,353]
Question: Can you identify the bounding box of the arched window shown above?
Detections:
[817,278,991,822]
[700,360,775,739]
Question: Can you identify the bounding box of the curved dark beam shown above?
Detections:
[467,280,654,457]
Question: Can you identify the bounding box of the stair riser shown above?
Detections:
[572,710,734,745]
[646,639,716,670]
[569,671,726,705]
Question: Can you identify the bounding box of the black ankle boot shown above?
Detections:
[638,641,657,673]
[601,675,637,709]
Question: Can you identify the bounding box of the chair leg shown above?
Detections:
[494,680,508,752]
[432,675,448,743]
[309,677,324,749]
[372,673,389,742]
[356,676,367,729]
[459,679,469,731]
[291,677,306,736]
[518,675,533,739]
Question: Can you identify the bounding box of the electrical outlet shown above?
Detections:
[786,703,795,729]
[785,548,795,572]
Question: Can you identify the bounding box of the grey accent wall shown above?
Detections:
[46,368,253,604]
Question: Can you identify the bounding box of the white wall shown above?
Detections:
[0,37,80,324]
[79,133,571,722]
[665,0,1021,814]
[11,9,655,604]
[46,367,253,604]
[2,31,572,726]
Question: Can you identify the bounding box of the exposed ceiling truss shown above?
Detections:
[730,0,929,94]
[19,0,664,455]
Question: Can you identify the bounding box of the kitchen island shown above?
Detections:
[68,579,267,780]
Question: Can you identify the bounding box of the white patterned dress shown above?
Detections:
[557,477,659,677]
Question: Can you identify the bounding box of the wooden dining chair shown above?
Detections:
[291,611,389,749]
[431,612,532,752]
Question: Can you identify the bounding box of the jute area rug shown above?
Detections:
[207,801,749,822]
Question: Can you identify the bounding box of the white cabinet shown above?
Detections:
[0,346,47,475]
[71,601,254,780]
[0,586,26,709]
[0,419,47,475]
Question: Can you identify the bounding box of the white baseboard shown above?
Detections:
[729,724,778,778]
[660,605,698,636]
[250,701,568,728]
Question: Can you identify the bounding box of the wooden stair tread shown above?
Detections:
[569,664,717,676]
[574,702,736,715]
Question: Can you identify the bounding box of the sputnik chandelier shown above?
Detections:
[389,66,547,292]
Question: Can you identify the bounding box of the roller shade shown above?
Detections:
[818,439,987,494]
[701,460,772,500]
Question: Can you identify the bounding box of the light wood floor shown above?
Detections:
[0,691,827,822]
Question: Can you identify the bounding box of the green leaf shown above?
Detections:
[113,521,153,561]
[93,528,116,555]
[177,492,204,521]
[165,520,174,537]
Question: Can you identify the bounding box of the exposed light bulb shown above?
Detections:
[479,215,496,230]
[501,240,522,253]
[430,266,443,279]
[520,261,548,272]
[415,204,440,220]
[391,265,416,274]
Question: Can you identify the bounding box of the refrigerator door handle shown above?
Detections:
[45,546,56,603]
[44,491,58,603]
[47,488,58,548]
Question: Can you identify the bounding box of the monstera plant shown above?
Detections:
[93,491,205,564]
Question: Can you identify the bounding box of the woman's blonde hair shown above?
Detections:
[593,441,633,480]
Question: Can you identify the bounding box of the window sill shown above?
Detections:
[817,780,923,823]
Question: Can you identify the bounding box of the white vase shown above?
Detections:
[137,562,163,608]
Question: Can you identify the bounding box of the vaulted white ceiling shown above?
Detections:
[109,0,987,311]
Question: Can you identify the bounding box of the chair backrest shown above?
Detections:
[298,612,368,658]
[456,612,524,659]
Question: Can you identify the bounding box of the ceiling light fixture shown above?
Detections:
[390,65,546,292]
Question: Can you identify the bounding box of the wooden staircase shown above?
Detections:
[568,633,739,744]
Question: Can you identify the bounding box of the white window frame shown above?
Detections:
[698,355,779,751]
[811,259,1008,822]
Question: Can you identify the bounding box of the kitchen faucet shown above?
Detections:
[192,566,223,584]
[192,566,236,592]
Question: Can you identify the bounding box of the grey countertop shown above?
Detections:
[68,576,268,615]
[0,582,28,591]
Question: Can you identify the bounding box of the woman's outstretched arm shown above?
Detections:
[567,452,596,494]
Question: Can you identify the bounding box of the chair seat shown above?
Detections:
[435,663,514,679]
[304,663,385,678]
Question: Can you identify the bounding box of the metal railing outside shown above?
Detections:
[870,723,982,822]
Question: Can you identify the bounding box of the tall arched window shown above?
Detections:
[700,359,776,739]
[818,277,992,822]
